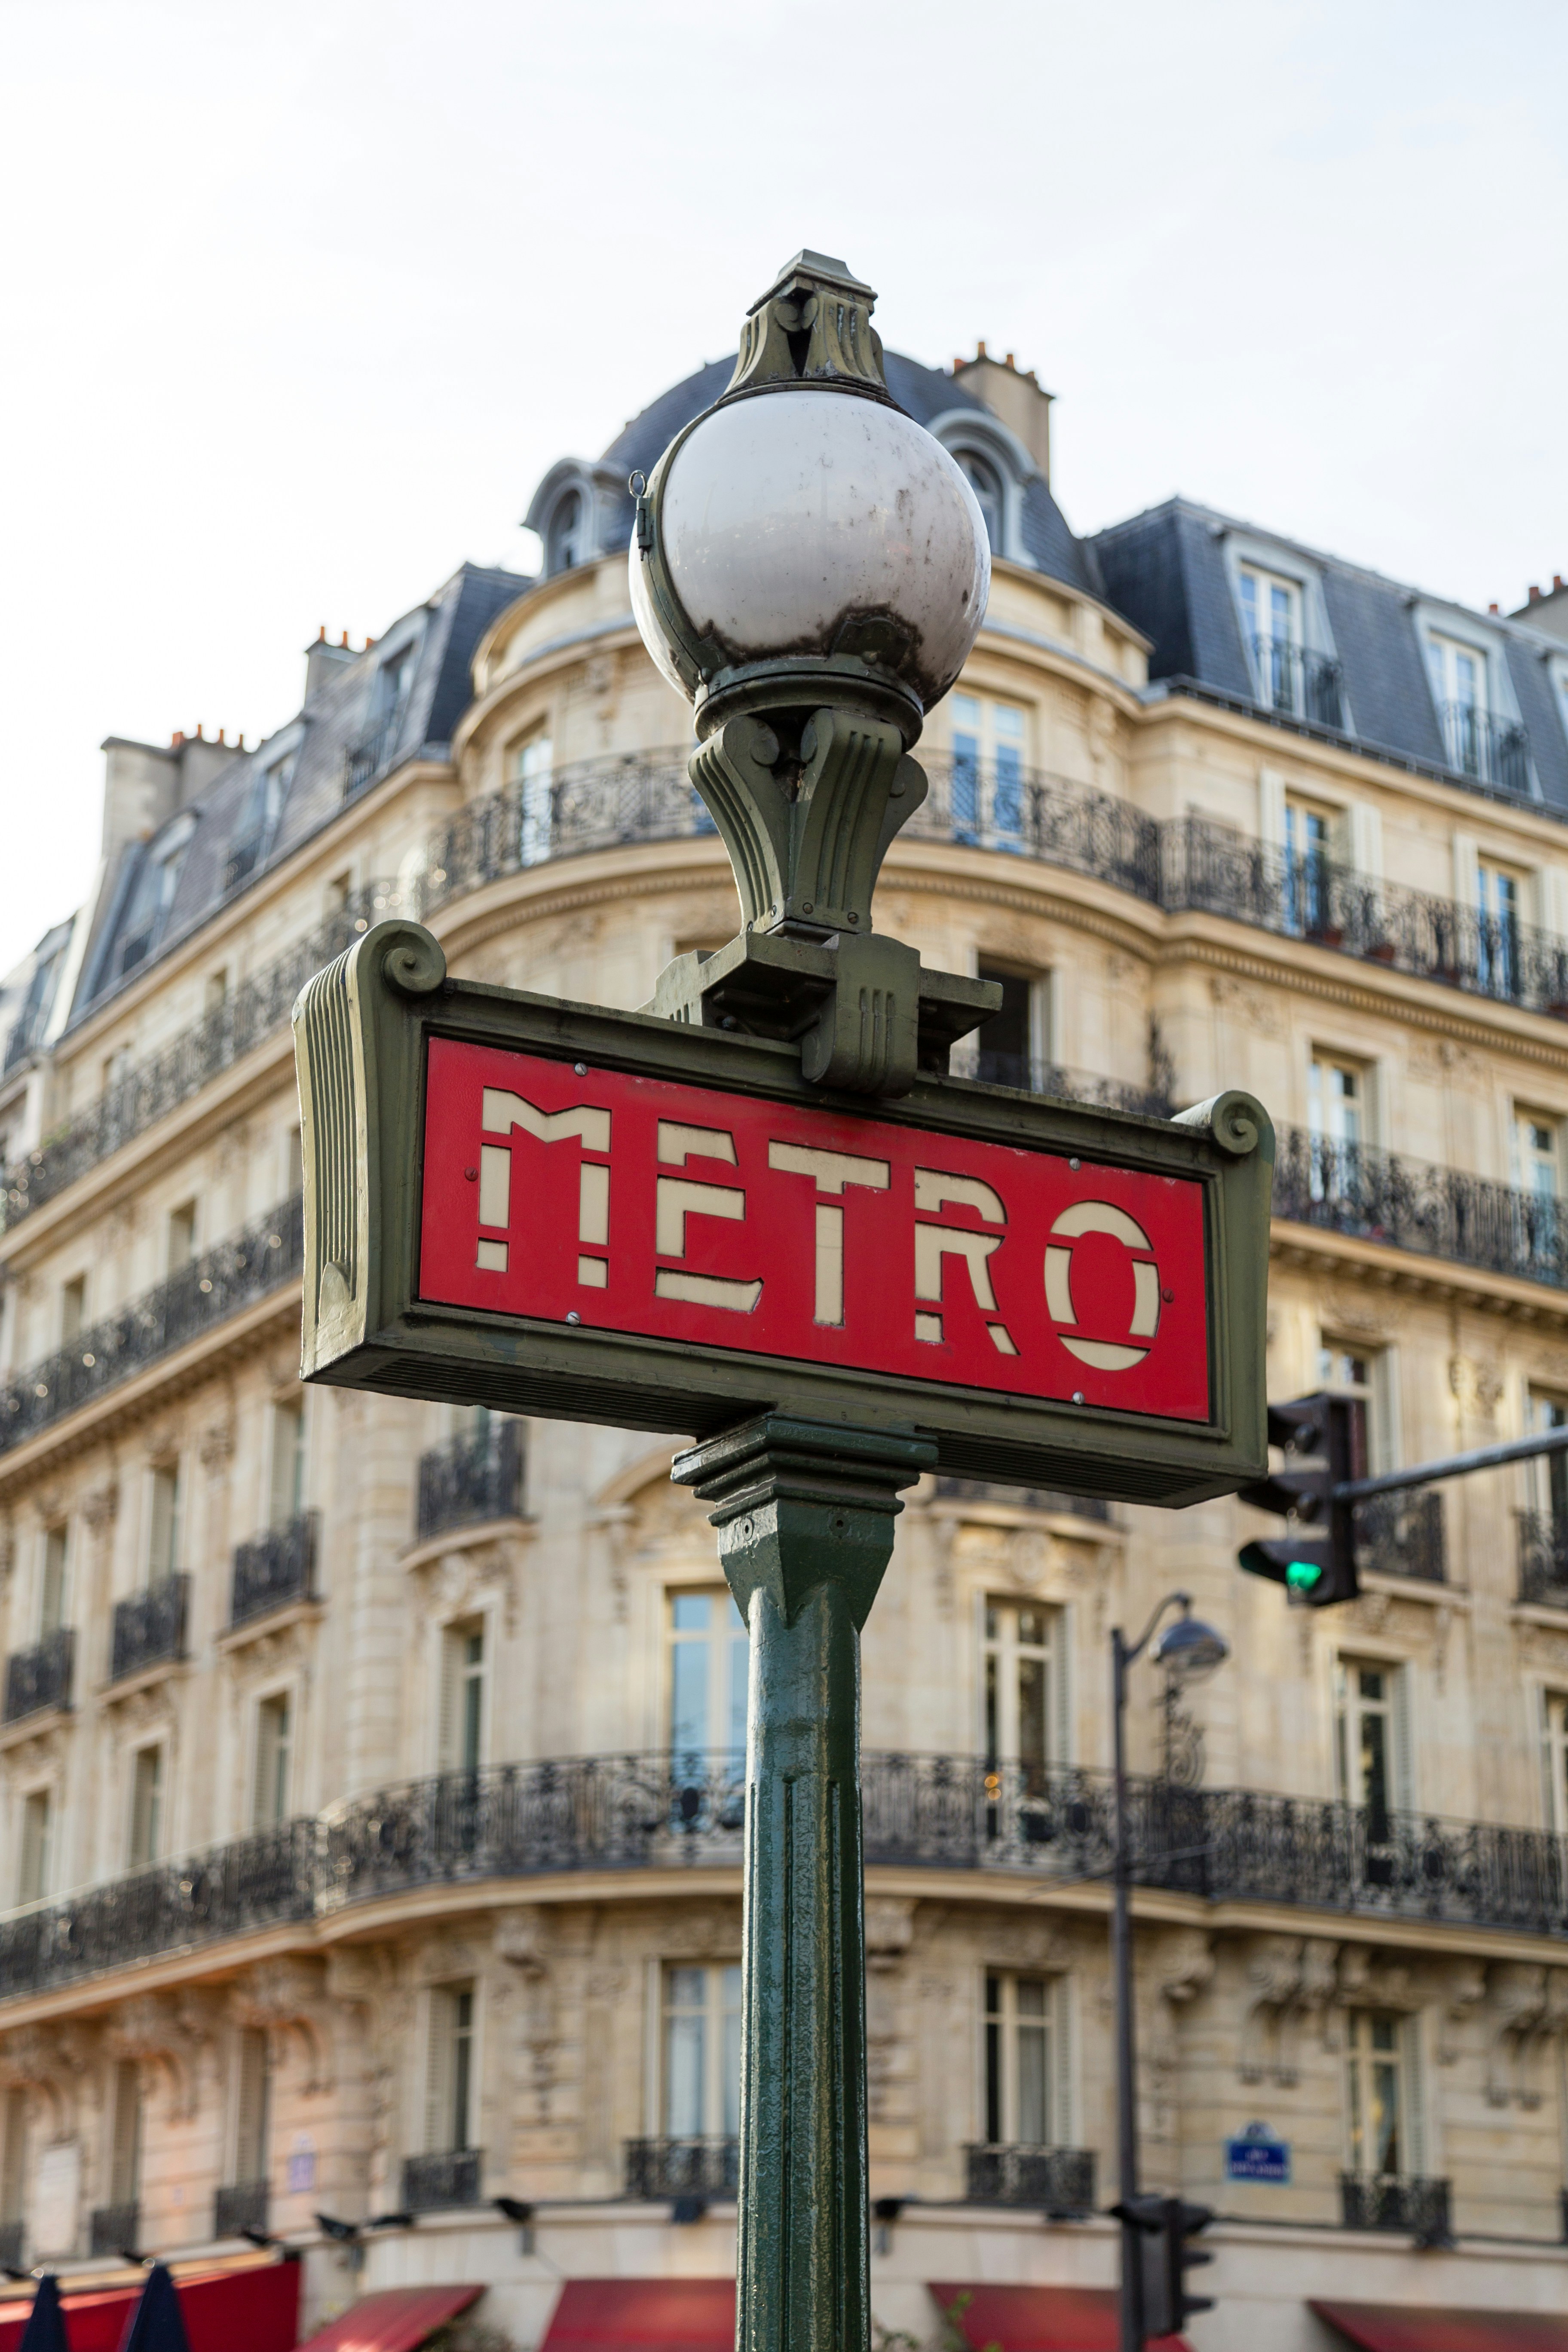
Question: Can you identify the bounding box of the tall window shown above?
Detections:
[147,1464,182,1586]
[17,1791,50,1905]
[253,1695,292,1830]
[1541,1691,1568,1834]
[0,2087,25,2232]
[426,1984,476,2154]
[1240,564,1304,715]
[1427,636,1488,776]
[662,1963,742,2141]
[956,453,1003,553]
[39,1524,67,1638]
[439,1621,486,1773]
[948,695,1027,842]
[380,640,420,722]
[513,731,554,863]
[974,965,1038,1089]
[233,2028,271,2187]
[59,1275,86,1345]
[109,2061,142,2211]
[984,1600,1057,1781]
[984,1972,1057,2145]
[129,1746,164,1867]
[1528,1391,1568,1524]
[1317,1341,1387,1473]
[1281,798,1332,934]
[1344,2011,1406,2180]
[668,1589,747,1764]
[1308,1058,1365,1208]
[1513,1112,1559,1268]
[269,1398,306,1528]
[545,492,584,576]
[1335,1658,1403,1837]
[1476,861,1522,997]
[166,1201,197,1274]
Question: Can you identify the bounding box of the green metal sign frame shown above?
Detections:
[294,920,1271,1507]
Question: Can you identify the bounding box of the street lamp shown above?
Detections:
[631,248,997,1097]
[1111,1593,1228,2352]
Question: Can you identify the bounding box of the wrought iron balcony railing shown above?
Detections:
[89,2202,138,2257]
[907,753,1164,897]
[1273,1125,1568,1293]
[416,1421,524,1541]
[3,1627,74,1721]
[625,2137,739,2200]
[110,1574,190,1682]
[7,1755,1568,2004]
[342,711,407,800]
[231,1512,318,1629]
[1519,1511,1568,1609]
[214,2179,269,2238]
[949,1047,1173,1121]
[0,1194,304,1457]
[1351,1488,1446,1584]
[401,2148,483,2211]
[964,2142,1096,2217]
[1247,635,1347,730]
[1436,702,1531,793]
[1339,2172,1452,2242]
[2,891,379,1231]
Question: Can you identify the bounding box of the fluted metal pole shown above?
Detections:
[674,1415,933,2352]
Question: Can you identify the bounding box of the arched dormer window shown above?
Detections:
[546,491,584,577]
[956,452,1004,554]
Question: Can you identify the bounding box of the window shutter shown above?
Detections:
[0,2088,25,2224]
[1050,1605,1073,1768]
[1402,2013,1428,2178]
[269,1405,303,1528]
[111,2061,142,2206]
[425,1990,453,2153]
[1257,768,1286,848]
[1052,1974,1075,2149]
[254,1701,287,1830]
[1452,831,1480,911]
[438,1632,459,1772]
[235,2028,270,2182]
[1347,802,1383,881]
[1392,1665,1417,1819]
[1540,867,1568,941]
[1371,1349,1401,1476]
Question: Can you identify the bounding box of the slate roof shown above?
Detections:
[596,353,1105,603]
[71,562,525,1023]
[1090,497,1568,815]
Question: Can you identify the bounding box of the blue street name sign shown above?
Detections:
[1225,2122,1291,2184]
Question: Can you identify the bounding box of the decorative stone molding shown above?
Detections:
[230,1959,333,2094]
[1436,1960,1488,2064]
[1450,1355,1505,1420]
[1238,1936,1338,2086]
[198,1418,236,1476]
[103,1991,213,2122]
[82,1481,120,1535]
[0,2021,95,2140]
[1484,1964,1568,2108]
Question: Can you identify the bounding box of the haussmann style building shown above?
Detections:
[2,313,1568,2352]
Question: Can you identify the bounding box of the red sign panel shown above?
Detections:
[419,1040,1211,1423]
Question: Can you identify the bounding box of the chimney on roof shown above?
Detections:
[952,341,1054,483]
[304,627,358,705]
[1529,585,1542,601]
[1489,603,1499,615]
[1557,575,1565,592]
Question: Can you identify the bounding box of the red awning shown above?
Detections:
[541,2279,736,2352]
[1313,2302,1568,2352]
[932,2282,1188,2352]
[0,2259,299,2352]
[297,2283,484,2352]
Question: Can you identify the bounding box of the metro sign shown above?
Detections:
[294,925,1272,1505]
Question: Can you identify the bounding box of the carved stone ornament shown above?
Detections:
[230,1959,333,2094]
[1449,1355,1505,1419]
[1239,1936,1339,2086]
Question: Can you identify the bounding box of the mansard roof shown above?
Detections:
[71,561,524,1024]
[1090,497,1568,815]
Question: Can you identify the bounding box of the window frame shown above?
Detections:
[981,1968,1070,2148]
[423,1980,479,2156]
[127,1741,166,1869]
[656,1959,743,2142]
[1343,2008,1412,2181]
[665,1583,749,1765]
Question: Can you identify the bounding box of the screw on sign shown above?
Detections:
[419,1039,1212,1426]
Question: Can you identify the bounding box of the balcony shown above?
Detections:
[954,1048,1173,1121]
[0,1194,304,1457]
[625,2137,739,2201]
[401,2148,482,2211]
[1519,1512,1568,1609]
[1273,1126,1568,1294]
[231,1512,317,1630]
[1339,2173,1452,2243]
[1352,1488,1446,1585]
[1248,634,1347,730]
[1436,702,1531,793]
[89,2202,138,2257]
[214,2179,268,2238]
[416,1421,524,1541]
[964,2142,1096,2217]
[3,1627,74,1722]
[342,712,406,800]
[110,1574,190,1683]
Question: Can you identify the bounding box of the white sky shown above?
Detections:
[0,0,1564,979]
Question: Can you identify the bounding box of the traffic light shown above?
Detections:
[1112,2195,1216,2337]
[1235,1392,1363,1607]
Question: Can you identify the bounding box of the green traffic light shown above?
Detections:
[1286,1559,1324,1592]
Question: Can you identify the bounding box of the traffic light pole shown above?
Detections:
[1337,1421,1568,1501]
[1111,1623,1141,2352]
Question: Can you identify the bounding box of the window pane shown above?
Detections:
[671,1641,710,1754]
[671,1594,710,1632]
[664,2013,704,2137]
[1016,2015,1049,2144]
[1016,1655,1047,1770]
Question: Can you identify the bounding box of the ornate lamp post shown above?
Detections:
[631,252,995,2352]
[1110,1596,1228,2352]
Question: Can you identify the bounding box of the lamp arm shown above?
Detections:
[1122,1588,1192,1671]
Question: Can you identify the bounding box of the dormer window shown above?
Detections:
[546,491,584,577]
[380,640,419,719]
[1424,631,1530,790]
[1237,563,1344,728]
[955,453,1003,553]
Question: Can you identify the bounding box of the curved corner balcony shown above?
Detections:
[1274,1126,1568,1295]
[3,1754,1568,2006]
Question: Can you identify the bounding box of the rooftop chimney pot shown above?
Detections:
[976,338,987,359]
[1489,603,1500,615]
[1556,575,1565,592]
[340,631,350,649]
[1529,585,1542,601]
[317,624,327,643]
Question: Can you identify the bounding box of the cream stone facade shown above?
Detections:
[2,341,1568,2352]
